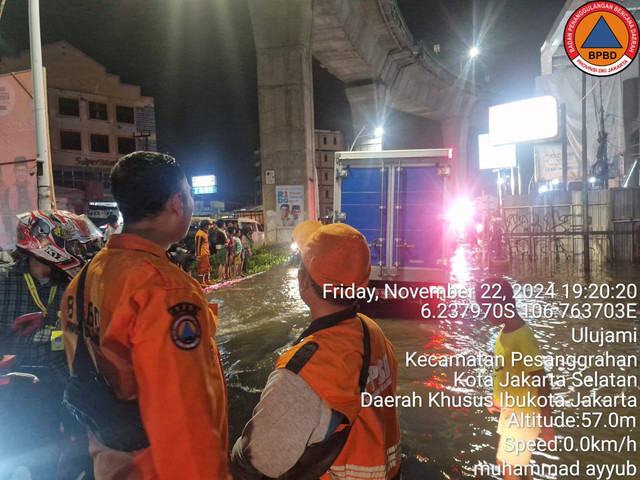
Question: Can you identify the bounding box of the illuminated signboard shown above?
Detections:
[192,175,217,195]
[489,95,558,146]
[478,134,516,170]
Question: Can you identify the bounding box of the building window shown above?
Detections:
[118,137,136,154]
[324,172,328,181]
[323,154,328,163]
[333,137,337,145]
[89,102,108,120]
[323,136,327,145]
[59,97,79,117]
[60,131,81,151]
[116,106,135,124]
[91,134,110,153]
[325,190,329,198]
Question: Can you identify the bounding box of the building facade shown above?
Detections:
[0,41,156,212]
[314,129,343,218]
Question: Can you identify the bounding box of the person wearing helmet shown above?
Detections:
[60,152,230,480]
[0,210,100,480]
[231,221,401,480]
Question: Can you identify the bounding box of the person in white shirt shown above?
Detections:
[103,214,122,241]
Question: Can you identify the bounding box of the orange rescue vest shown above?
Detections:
[275,307,401,480]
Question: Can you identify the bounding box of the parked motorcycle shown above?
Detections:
[289,241,301,267]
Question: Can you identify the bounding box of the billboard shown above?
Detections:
[276,185,304,228]
[535,143,582,181]
[0,71,38,250]
[192,175,217,195]
[478,134,516,170]
[489,95,559,146]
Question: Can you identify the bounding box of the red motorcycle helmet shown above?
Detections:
[15,210,103,279]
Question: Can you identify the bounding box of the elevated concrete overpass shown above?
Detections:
[249,0,476,242]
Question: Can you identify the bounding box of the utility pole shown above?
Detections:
[581,73,590,273]
[29,0,53,209]
[560,104,568,191]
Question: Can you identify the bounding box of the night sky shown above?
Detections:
[0,0,567,203]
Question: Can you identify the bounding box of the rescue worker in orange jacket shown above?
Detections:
[60,152,230,480]
[230,221,401,480]
[194,219,212,285]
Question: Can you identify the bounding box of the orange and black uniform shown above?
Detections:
[60,234,229,480]
[232,307,401,480]
[194,228,210,276]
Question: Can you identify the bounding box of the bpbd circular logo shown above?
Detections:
[564,1,638,76]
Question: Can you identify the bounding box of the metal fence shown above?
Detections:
[502,188,640,267]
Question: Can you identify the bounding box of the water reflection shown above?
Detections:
[209,254,640,480]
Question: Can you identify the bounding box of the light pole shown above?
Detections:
[349,125,384,151]
[468,46,480,95]
[29,0,54,209]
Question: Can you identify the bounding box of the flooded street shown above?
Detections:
[208,249,639,479]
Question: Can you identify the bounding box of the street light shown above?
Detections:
[350,125,384,151]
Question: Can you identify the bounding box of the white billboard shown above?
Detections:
[489,95,559,146]
[534,143,582,181]
[192,175,217,195]
[478,134,516,170]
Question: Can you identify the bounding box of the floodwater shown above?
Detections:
[208,248,640,479]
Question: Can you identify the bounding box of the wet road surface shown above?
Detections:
[208,248,640,479]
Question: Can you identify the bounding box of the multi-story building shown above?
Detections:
[0,41,156,212]
[314,129,343,217]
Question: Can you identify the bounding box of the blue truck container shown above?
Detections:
[333,149,453,299]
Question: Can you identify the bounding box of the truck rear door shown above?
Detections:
[392,164,445,271]
[337,164,388,269]
[334,150,451,284]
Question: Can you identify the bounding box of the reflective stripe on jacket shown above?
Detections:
[275,311,401,480]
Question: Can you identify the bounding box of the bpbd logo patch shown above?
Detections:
[564,1,638,76]
[169,302,202,350]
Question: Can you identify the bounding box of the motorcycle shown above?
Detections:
[289,241,301,267]
[1,326,91,480]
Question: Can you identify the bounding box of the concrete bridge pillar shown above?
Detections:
[442,116,470,197]
[345,82,388,150]
[248,0,316,244]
